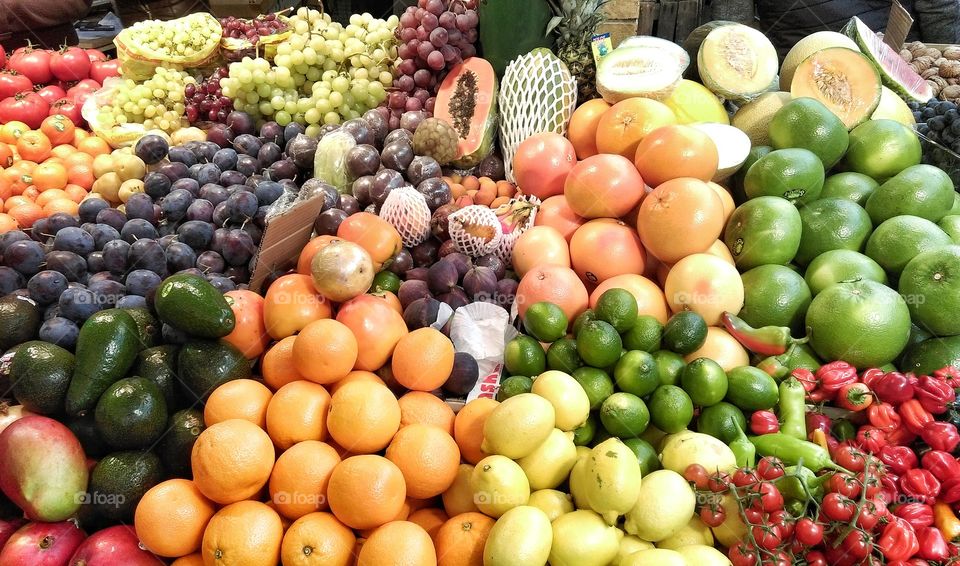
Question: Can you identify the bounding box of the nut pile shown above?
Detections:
[900,42,960,101]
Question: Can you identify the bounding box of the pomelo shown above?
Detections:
[664,253,744,326]
[769,97,849,169]
[865,164,955,225]
[570,219,646,286]
[865,215,952,276]
[636,177,725,264]
[900,335,960,375]
[535,195,586,242]
[940,215,960,245]
[803,249,888,296]
[898,245,960,336]
[794,198,873,266]
[566,99,611,160]
[564,154,646,219]
[820,172,879,207]
[723,196,802,270]
[743,148,824,205]
[739,264,812,334]
[843,119,922,180]
[595,98,677,160]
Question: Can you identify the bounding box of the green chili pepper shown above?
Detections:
[748,433,847,472]
[832,418,857,442]
[729,421,756,468]
[775,465,830,502]
[757,343,822,380]
[721,313,807,357]
[778,377,807,440]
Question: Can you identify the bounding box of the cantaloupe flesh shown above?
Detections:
[698,24,779,103]
[790,47,881,130]
[779,31,860,91]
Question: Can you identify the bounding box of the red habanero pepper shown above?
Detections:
[817,361,858,393]
[900,400,936,435]
[856,425,889,453]
[879,517,920,562]
[901,469,942,505]
[881,472,902,505]
[806,412,832,435]
[792,367,818,392]
[915,375,956,415]
[921,450,960,483]
[862,367,886,389]
[868,402,902,433]
[939,476,960,504]
[921,422,960,453]
[895,503,936,532]
[837,382,874,411]
[934,366,960,385]
[881,444,920,475]
[750,410,779,435]
[807,388,833,403]
[917,526,952,561]
[875,371,916,405]
[887,426,918,447]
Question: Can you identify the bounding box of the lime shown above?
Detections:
[725,366,779,411]
[649,385,694,433]
[843,119,922,180]
[794,198,873,266]
[571,366,615,410]
[622,315,663,352]
[572,309,597,336]
[523,301,569,343]
[652,350,687,386]
[504,336,546,377]
[680,357,728,407]
[940,215,960,245]
[732,145,772,205]
[576,320,623,369]
[595,288,639,333]
[769,97,849,168]
[497,375,533,401]
[739,264,812,333]
[662,311,708,355]
[697,402,747,443]
[599,392,650,438]
[899,246,960,336]
[821,172,879,207]
[531,370,591,431]
[371,270,401,294]
[804,249,888,295]
[622,437,662,476]
[865,215,953,276]
[743,148,825,205]
[806,279,911,368]
[723,196,802,269]
[613,350,660,398]
[573,414,598,446]
[899,335,960,376]
[865,164,955,225]
[547,337,584,373]
[906,323,934,352]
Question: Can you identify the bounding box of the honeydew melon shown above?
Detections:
[697,24,780,103]
[731,91,792,147]
[871,85,918,127]
[661,80,730,125]
[595,38,690,103]
[790,47,882,130]
[780,31,861,91]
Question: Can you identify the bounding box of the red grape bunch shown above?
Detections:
[185,67,234,125]
[219,14,287,43]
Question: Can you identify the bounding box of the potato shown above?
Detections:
[114,154,147,182]
[92,172,122,203]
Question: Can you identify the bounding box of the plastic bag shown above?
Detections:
[313,131,357,193]
[115,13,223,81]
[81,78,172,148]
[220,16,292,63]
[448,302,518,402]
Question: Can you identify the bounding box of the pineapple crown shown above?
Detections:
[546,0,611,42]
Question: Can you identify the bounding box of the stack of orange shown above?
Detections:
[0,117,110,233]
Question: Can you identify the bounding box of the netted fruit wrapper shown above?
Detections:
[447,302,519,402]
[380,186,432,248]
[448,205,504,257]
[494,195,540,263]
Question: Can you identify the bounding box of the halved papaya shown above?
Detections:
[433,57,498,168]
[697,23,779,103]
[790,47,881,130]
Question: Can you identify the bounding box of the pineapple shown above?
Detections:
[549,0,610,103]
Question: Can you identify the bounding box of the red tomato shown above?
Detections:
[73,79,101,91]
[795,518,824,546]
[49,98,83,126]
[66,82,99,107]
[89,60,120,85]
[0,71,33,100]
[49,47,91,82]
[0,46,5,69]
[7,47,52,85]
[85,49,107,63]
[35,85,66,105]
[0,92,49,129]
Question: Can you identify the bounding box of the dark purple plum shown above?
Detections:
[266,159,297,181]
[257,142,283,168]
[224,265,249,281]
[254,206,269,228]
[442,253,471,279]
[128,239,167,275]
[411,240,441,269]
[384,128,413,147]
[58,287,100,322]
[352,175,375,207]
[27,270,68,306]
[444,352,480,396]
[88,279,125,307]
[157,220,179,237]
[186,199,215,222]
[222,229,256,266]
[397,279,431,309]
[400,111,428,132]
[212,202,230,227]
[102,240,131,275]
[3,240,45,276]
[125,193,157,222]
[86,252,105,273]
[29,218,49,242]
[254,181,283,206]
[220,170,246,187]
[427,260,459,295]
[79,198,110,224]
[53,227,95,256]
[46,213,79,234]
[208,276,237,292]
[380,141,414,171]
[157,234,176,249]
[177,221,215,250]
[175,268,205,278]
[168,146,198,167]
[407,156,442,186]
[258,120,283,144]
[88,271,120,285]
[463,266,497,302]
[314,209,348,236]
[95,208,127,232]
[345,144,381,179]
[206,124,236,148]
[475,254,507,280]
[233,134,262,157]
[193,163,222,186]
[477,154,506,181]
[116,295,147,309]
[120,219,159,243]
[363,109,388,145]
[158,161,191,183]
[171,178,201,197]
[160,189,195,222]
[371,169,406,207]
[224,191,259,222]
[236,154,258,176]
[125,269,162,297]
[197,250,226,274]
[39,317,79,350]
[198,141,221,163]
[135,134,169,164]
[0,267,24,295]
[286,134,318,169]
[340,194,361,216]
[388,248,414,275]
[165,241,197,273]
[240,222,262,243]
[226,111,256,136]
[496,278,518,310]
[417,178,452,210]
[341,119,374,146]
[283,122,305,144]
[213,148,239,171]
[226,184,251,195]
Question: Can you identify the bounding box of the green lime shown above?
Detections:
[371,270,401,294]
[732,145,772,205]
[865,215,953,276]
[806,279,912,368]
[613,350,660,398]
[697,402,747,443]
[576,320,623,369]
[573,413,598,446]
[504,335,546,377]
[724,196,803,269]
[547,337,584,374]
[571,366,615,410]
[622,315,663,352]
[523,301,569,343]
[680,357,728,407]
[794,198,873,266]
[725,366,780,411]
[743,148,825,205]
[595,288,639,333]
[939,215,960,245]
[662,311,708,355]
[648,385,694,433]
[821,172,879,207]
[599,392,650,438]
[866,164,955,225]
[769,97,849,169]
[843,119,922,180]
[622,438,662,476]
[652,350,687,386]
[804,249,888,296]
[899,335,960,376]
[496,375,533,401]
[899,246,960,337]
[739,264,812,334]
[572,309,597,336]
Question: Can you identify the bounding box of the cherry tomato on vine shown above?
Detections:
[841,530,874,560]
[728,541,759,566]
[795,517,824,546]
[757,456,785,480]
[823,492,856,522]
[769,509,794,538]
[834,445,868,472]
[733,468,761,487]
[708,471,730,493]
[752,482,784,513]
[828,472,862,498]
[752,525,782,550]
[805,550,827,566]
[683,463,710,489]
[743,507,764,524]
[699,505,725,528]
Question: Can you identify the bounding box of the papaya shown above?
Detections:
[434,57,498,168]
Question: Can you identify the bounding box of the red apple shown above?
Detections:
[68,526,163,566]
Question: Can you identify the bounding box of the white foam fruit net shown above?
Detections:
[379,186,432,248]
[495,195,541,263]
[499,49,577,182]
[448,205,503,257]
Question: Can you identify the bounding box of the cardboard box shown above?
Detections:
[209,0,276,19]
[249,194,327,294]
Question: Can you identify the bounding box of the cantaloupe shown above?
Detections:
[779,31,860,91]
[731,91,792,147]
[662,80,730,125]
[790,47,881,130]
[698,24,779,103]
[691,123,751,182]
[595,38,690,103]
[682,20,737,82]
[433,57,498,168]
[871,86,917,128]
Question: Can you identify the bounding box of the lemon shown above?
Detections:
[659,430,737,475]
[613,535,656,566]
[481,393,556,459]
[517,428,578,490]
[675,545,733,566]
[483,505,553,566]
[442,463,480,516]
[527,489,575,521]
[624,469,696,541]
[656,516,714,550]
[569,446,592,510]
[710,493,748,548]
[585,438,644,525]
[531,370,591,431]
[470,455,530,518]
[549,510,622,566]
[622,548,688,566]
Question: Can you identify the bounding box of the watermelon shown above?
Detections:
[843,16,933,103]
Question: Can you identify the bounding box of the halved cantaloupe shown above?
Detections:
[697,23,779,103]
[790,47,881,130]
[682,20,738,82]
[779,31,860,91]
[731,91,792,147]
[433,57,498,168]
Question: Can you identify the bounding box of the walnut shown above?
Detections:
[928,79,944,96]
[950,78,960,85]
[908,40,927,53]
[937,58,949,67]
[941,60,960,79]
[944,46,960,60]
[900,49,914,62]
[942,85,960,100]
[923,47,943,59]
[930,75,950,94]
[914,55,936,72]
[922,67,941,79]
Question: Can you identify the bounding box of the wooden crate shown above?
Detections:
[598,0,703,47]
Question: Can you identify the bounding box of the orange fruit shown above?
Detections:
[261,336,304,391]
[442,464,480,517]
[280,512,355,566]
[222,289,270,359]
[596,97,677,159]
[202,500,283,566]
[269,440,341,520]
[32,162,68,191]
[171,554,204,566]
[567,98,612,159]
[385,423,460,499]
[3,195,29,212]
[191,419,276,505]
[515,264,589,322]
[511,225,571,278]
[328,369,385,396]
[297,235,341,276]
[435,512,495,566]
[0,145,11,168]
[535,195,586,242]
[292,319,358,385]
[327,455,407,530]
[63,184,88,203]
[16,131,52,163]
[0,213,18,234]
[336,212,403,270]
[398,391,455,434]
[204,379,273,428]
[391,328,455,392]
[569,218,647,286]
[42,198,78,217]
[263,274,332,340]
[564,153,646,220]
[50,144,75,159]
[708,181,736,226]
[0,122,28,144]
[634,124,719,186]
[357,521,437,566]
[408,507,449,541]
[40,115,76,146]
[589,274,670,324]
[636,177,725,264]
[76,135,111,157]
[135,479,216,558]
[21,186,39,202]
[265,380,332,450]
[453,397,498,465]
[72,128,89,145]
[327,380,400,454]
[35,188,69,208]
[335,293,408,371]
[7,203,43,229]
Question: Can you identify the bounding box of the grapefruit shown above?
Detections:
[564,154,646,219]
[512,225,571,278]
[664,253,744,326]
[513,133,578,200]
[707,182,735,226]
[535,195,586,242]
[570,219,646,286]
[595,98,677,160]
[516,264,590,322]
[683,327,750,371]
[589,274,670,324]
[633,125,719,186]
[705,240,735,265]
[567,99,611,159]
[636,177,725,264]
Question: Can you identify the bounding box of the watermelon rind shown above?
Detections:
[843,16,933,103]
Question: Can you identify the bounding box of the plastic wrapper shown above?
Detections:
[115,13,223,81]
[448,302,518,402]
[493,195,540,264]
[313,131,357,193]
[265,184,301,220]
[81,79,174,148]
[379,186,432,247]
[220,17,292,63]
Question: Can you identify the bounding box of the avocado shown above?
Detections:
[123,307,161,349]
[177,340,251,403]
[66,309,142,416]
[154,274,235,339]
[86,450,163,522]
[10,341,74,415]
[157,408,205,479]
[65,413,110,459]
[0,295,41,352]
[94,377,168,450]
[136,345,182,411]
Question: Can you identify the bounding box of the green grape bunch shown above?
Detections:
[120,13,222,60]
[97,66,196,134]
